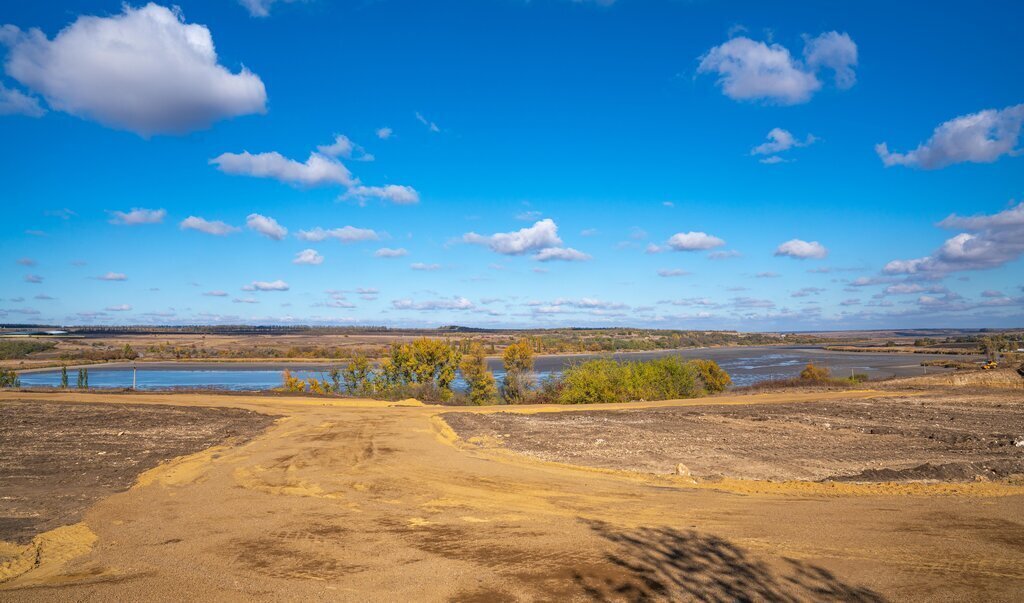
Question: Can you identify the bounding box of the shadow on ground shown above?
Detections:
[573,520,885,602]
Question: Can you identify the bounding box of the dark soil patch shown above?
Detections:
[443,392,1024,483]
[0,399,278,544]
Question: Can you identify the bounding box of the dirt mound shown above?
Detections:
[832,459,1024,483]
[890,368,1023,390]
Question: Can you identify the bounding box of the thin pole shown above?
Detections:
[133,363,137,390]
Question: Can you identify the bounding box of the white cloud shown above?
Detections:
[756,271,780,278]
[246,213,287,240]
[658,269,691,277]
[296,226,379,243]
[534,247,592,262]
[374,247,408,258]
[884,201,1024,275]
[203,290,228,297]
[109,207,166,225]
[759,156,788,165]
[376,127,392,140]
[24,274,43,283]
[0,83,44,117]
[180,216,239,236]
[415,111,440,132]
[708,250,741,260]
[392,297,473,311]
[751,128,815,156]
[876,104,1024,170]
[97,272,127,281]
[105,304,132,311]
[463,219,563,255]
[697,32,856,104]
[233,297,259,304]
[346,185,420,205]
[802,31,858,89]
[317,134,373,161]
[242,280,289,291]
[410,262,442,271]
[211,151,354,187]
[16,258,35,266]
[292,249,323,265]
[775,239,828,259]
[666,231,725,251]
[1,4,266,135]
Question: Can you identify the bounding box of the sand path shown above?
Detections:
[1,389,1022,601]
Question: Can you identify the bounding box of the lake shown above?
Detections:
[16,346,965,391]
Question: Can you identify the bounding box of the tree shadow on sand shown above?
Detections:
[574,520,886,602]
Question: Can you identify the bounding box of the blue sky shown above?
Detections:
[2,0,1022,330]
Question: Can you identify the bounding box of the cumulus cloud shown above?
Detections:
[180,216,239,236]
[97,272,127,281]
[751,128,815,163]
[884,201,1024,275]
[697,32,856,104]
[108,207,166,225]
[534,247,592,262]
[203,290,228,297]
[392,297,473,311]
[664,231,725,251]
[708,250,741,260]
[213,136,417,204]
[317,134,373,161]
[242,280,289,291]
[0,83,44,117]
[346,185,420,205]
[775,239,828,259]
[410,262,442,271]
[376,127,392,140]
[23,274,43,283]
[105,304,132,311]
[463,219,562,255]
[1,4,266,135]
[374,247,408,258]
[211,151,354,187]
[802,31,858,89]
[246,213,287,240]
[296,226,379,243]
[876,104,1024,170]
[292,249,323,265]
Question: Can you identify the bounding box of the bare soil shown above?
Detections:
[0,399,277,544]
[442,391,1024,483]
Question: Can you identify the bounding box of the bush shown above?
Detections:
[0,340,56,360]
[553,356,726,404]
[0,368,20,388]
[689,359,731,393]
[800,363,831,381]
[461,343,498,405]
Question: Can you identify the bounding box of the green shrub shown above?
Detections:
[553,356,726,404]
[689,359,732,393]
[0,340,56,360]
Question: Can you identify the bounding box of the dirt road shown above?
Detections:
[1,389,1022,601]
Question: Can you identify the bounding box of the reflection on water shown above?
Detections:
[17,346,954,391]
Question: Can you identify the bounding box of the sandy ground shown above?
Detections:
[0,388,1022,601]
